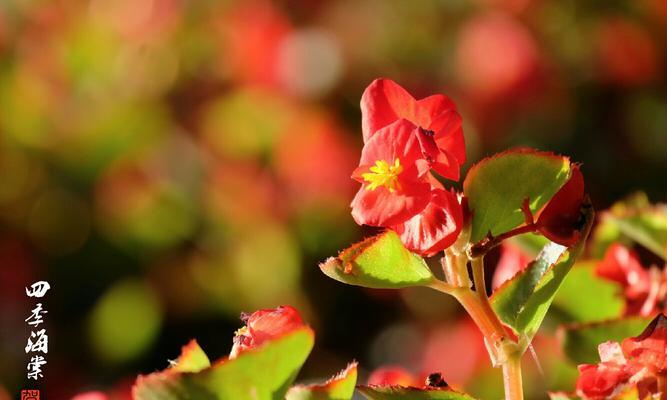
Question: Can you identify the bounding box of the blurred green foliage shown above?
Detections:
[0,0,666,398]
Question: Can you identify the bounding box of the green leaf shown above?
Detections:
[320,231,434,289]
[134,327,314,400]
[606,210,667,261]
[171,340,211,373]
[357,386,476,400]
[463,149,572,243]
[552,262,624,323]
[491,203,594,344]
[559,318,652,364]
[286,362,357,400]
[592,193,667,260]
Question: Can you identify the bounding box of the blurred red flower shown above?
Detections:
[595,18,661,87]
[360,78,466,181]
[576,314,667,399]
[230,305,304,358]
[367,366,420,386]
[595,244,665,317]
[492,243,532,291]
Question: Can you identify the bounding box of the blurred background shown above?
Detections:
[0,0,666,398]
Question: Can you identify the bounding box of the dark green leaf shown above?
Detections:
[463,149,572,243]
[320,231,434,289]
[560,318,652,364]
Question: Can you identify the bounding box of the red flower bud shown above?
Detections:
[230,305,304,358]
[536,166,585,246]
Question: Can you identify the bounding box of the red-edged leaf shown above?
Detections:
[286,362,358,400]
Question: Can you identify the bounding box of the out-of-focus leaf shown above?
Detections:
[357,386,476,400]
[491,203,593,343]
[319,231,434,289]
[559,318,652,364]
[592,193,667,260]
[171,340,210,373]
[133,327,314,400]
[605,210,667,261]
[463,148,571,243]
[552,262,624,323]
[88,279,162,364]
[286,362,357,400]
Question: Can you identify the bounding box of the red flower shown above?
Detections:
[576,314,667,399]
[392,189,463,257]
[360,79,466,181]
[595,244,660,317]
[351,119,432,227]
[230,305,304,358]
[621,313,667,373]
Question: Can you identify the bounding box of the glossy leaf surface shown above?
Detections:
[320,231,434,289]
[463,149,571,243]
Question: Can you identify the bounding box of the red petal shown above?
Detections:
[246,305,304,344]
[596,244,650,296]
[357,119,424,169]
[536,166,585,246]
[392,189,463,256]
[360,79,460,144]
[367,366,419,386]
[361,79,417,142]
[416,129,461,181]
[351,178,431,227]
[621,314,667,373]
[231,305,304,357]
[432,110,466,167]
[351,119,432,227]
[575,363,632,399]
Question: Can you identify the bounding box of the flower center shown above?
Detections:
[361,159,403,192]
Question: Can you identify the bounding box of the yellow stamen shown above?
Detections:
[361,158,403,192]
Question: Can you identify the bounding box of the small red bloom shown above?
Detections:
[536,166,585,246]
[575,314,667,399]
[596,244,661,317]
[351,119,432,227]
[621,313,667,373]
[392,189,463,257]
[576,361,632,399]
[367,366,420,387]
[230,305,304,358]
[360,79,466,180]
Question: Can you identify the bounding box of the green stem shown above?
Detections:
[429,252,525,400]
[502,353,524,400]
[471,256,488,301]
